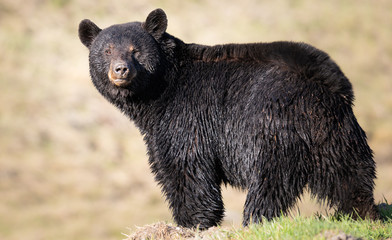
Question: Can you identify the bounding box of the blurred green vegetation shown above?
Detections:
[0,0,391,240]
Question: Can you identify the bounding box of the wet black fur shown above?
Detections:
[79,9,378,229]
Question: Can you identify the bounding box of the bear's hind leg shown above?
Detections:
[308,124,379,220]
[309,164,379,220]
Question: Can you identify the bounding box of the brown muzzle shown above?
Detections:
[108,60,136,87]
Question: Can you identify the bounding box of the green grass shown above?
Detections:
[126,204,392,240]
[223,215,392,240]
[209,203,392,240]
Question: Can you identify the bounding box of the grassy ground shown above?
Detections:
[126,208,392,240]
[1,0,392,240]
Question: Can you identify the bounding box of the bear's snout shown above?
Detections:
[114,62,129,78]
[108,60,136,87]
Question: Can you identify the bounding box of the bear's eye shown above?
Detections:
[104,49,112,55]
[130,48,139,54]
[132,49,140,57]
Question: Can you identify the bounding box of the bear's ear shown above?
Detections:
[79,19,102,48]
[142,9,168,39]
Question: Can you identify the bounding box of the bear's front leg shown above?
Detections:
[151,155,224,229]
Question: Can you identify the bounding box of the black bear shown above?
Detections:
[78,9,379,229]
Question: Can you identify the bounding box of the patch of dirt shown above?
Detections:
[320,230,361,240]
[124,222,232,240]
[125,222,195,240]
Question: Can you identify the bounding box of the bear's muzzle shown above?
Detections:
[108,60,136,87]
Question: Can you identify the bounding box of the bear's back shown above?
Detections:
[184,41,353,105]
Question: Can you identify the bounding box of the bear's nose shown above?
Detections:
[113,63,129,78]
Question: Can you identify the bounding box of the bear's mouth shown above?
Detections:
[108,69,136,87]
[112,78,130,86]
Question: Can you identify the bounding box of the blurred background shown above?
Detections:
[0,0,391,239]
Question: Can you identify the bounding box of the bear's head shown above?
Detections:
[78,9,169,99]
